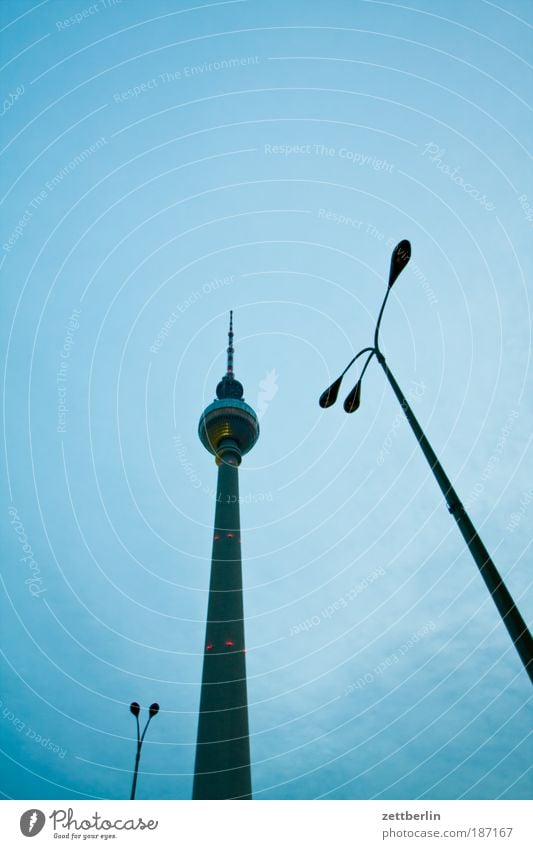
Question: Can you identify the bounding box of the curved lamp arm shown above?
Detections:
[373,286,392,356]
[374,239,411,355]
[319,347,375,409]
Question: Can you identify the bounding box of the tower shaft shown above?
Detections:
[194,313,258,800]
[193,446,252,799]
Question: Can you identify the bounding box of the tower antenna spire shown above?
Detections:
[216,311,243,401]
[226,310,234,377]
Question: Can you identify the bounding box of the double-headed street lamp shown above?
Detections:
[320,240,533,685]
[129,701,159,800]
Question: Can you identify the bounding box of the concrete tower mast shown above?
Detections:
[193,312,259,800]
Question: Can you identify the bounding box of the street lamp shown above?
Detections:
[320,240,533,685]
[129,701,159,800]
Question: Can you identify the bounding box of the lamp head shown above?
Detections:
[388,239,411,288]
[149,703,160,718]
[319,375,343,408]
[130,702,140,717]
[343,380,361,413]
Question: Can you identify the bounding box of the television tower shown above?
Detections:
[193,312,259,799]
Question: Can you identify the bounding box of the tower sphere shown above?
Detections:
[198,388,259,459]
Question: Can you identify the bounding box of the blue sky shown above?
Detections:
[1,0,532,800]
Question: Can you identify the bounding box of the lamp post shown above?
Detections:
[320,240,533,684]
[129,701,159,800]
